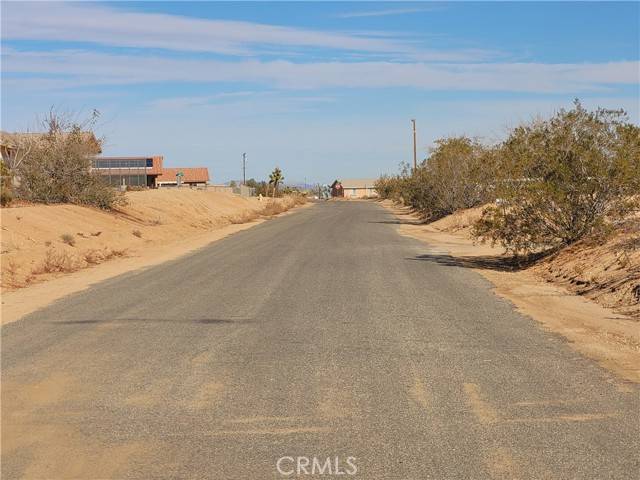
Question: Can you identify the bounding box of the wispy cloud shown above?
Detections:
[148,92,337,115]
[1,2,408,56]
[3,48,638,94]
[336,7,441,19]
[1,2,496,62]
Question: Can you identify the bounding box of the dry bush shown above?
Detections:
[84,247,126,263]
[3,260,22,287]
[132,229,143,238]
[14,110,125,210]
[83,247,126,265]
[261,201,287,217]
[83,249,104,265]
[229,211,259,224]
[290,195,308,206]
[33,249,79,274]
[104,248,127,260]
[60,233,76,246]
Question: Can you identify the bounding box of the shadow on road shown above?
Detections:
[53,318,252,325]
[409,251,553,272]
[368,219,426,225]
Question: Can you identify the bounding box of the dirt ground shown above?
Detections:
[1,190,307,324]
[380,200,640,384]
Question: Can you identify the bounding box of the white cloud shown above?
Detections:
[3,48,638,94]
[336,7,441,19]
[1,2,440,58]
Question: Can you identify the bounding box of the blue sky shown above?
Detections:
[2,2,639,184]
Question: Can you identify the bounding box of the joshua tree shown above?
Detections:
[268,167,284,198]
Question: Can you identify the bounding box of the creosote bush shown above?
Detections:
[376,136,495,221]
[377,100,640,255]
[473,101,640,254]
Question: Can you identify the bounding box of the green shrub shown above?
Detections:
[375,137,495,220]
[473,101,640,254]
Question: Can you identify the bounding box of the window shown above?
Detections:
[93,159,148,169]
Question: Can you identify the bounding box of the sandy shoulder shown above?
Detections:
[380,201,640,384]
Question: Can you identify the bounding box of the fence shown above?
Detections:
[209,184,256,197]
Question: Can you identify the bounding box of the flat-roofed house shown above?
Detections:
[339,178,378,198]
[92,156,164,188]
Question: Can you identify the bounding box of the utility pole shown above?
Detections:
[411,119,417,172]
[242,152,246,185]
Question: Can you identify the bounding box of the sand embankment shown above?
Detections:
[380,200,639,384]
[1,190,308,324]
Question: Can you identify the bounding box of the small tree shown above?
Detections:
[269,167,284,198]
[473,100,640,254]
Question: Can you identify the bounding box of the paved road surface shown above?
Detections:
[2,201,639,479]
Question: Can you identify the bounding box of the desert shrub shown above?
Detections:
[83,249,104,265]
[473,101,640,254]
[261,201,287,216]
[14,110,124,209]
[33,249,78,274]
[423,137,496,217]
[60,233,76,246]
[132,229,143,238]
[292,195,308,206]
[376,138,496,220]
[3,260,21,287]
[228,211,259,224]
[106,248,127,259]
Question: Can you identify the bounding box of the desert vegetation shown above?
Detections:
[244,167,304,198]
[0,110,123,209]
[376,101,640,255]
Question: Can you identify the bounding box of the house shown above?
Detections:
[333,179,378,198]
[91,156,164,188]
[156,167,210,187]
[1,131,210,189]
[92,156,210,188]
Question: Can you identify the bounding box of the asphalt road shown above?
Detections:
[2,201,639,479]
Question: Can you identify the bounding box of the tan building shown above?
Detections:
[336,179,378,198]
